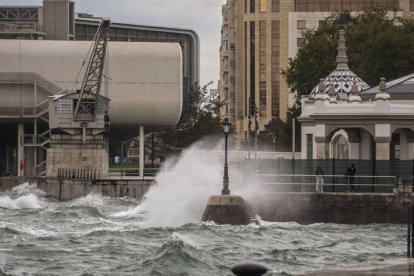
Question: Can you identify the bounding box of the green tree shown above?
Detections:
[258,118,289,151]
[283,9,414,100]
[275,9,414,152]
[155,82,224,155]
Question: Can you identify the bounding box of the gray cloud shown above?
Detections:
[0,0,224,86]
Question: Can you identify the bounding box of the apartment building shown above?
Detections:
[219,0,413,140]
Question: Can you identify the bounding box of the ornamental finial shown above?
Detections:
[336,30,349,70]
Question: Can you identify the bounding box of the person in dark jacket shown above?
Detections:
[346,164,356,192]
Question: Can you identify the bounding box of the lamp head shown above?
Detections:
[222,118,231,134]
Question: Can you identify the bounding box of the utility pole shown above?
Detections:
[247,116,251,160]
[254,111,258,159]
[292,117,296,159]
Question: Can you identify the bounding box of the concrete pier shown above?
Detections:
[202,195,254,225]
[257,191,413,224]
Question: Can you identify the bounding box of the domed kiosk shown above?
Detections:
[310,30,369,99]
[299,30,414,161]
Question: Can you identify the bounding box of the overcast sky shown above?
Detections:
[0,0,226,86]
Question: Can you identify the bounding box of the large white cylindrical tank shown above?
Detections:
[0,39,182,128]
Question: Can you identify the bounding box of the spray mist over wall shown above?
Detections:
[117,138,261,227]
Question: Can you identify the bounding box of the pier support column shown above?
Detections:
[375,124,391,160]
[348,130,360,160]
[17,124,24,176]
[139,125,144,178]
[375,140,391,160]
[315,137,329,159]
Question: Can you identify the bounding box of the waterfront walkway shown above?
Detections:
[303,259,414,275]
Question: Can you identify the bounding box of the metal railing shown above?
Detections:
[0,22,45,33]
[23,130,50,147]
[108,167,160,179]
[257,174,398,193]
[58,168,99,180]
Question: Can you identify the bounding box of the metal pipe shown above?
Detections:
[139,126,144,179]
[292,117,295,159]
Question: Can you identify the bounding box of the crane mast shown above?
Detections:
[74,18,111,121]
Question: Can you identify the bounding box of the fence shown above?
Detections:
[108,167,160,179]
[257,174,397,193]
[244,159,414,182]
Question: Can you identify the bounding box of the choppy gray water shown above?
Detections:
[0,183,407,276]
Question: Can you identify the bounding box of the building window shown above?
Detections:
[249,21,256,115]
[295,0,399,12]
[259,21,266,116]
[411,0,414,10]
[297,37,305,47]
[297,20,306,30]
[259,0,267,12]
[271,21,280,118]
[307,134,313,159]
[57,99,73,114]
[318,20,326,29]
[272,0,280,12]
[250,0,256,13]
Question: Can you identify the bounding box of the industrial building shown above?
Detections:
[219,0,414,141]
[0,0,196,176]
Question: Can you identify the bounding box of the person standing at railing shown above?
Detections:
[315,166,325,193]
[347,164,356,192]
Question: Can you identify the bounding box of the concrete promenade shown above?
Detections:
[303,259,414,275]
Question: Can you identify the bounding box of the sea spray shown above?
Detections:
[136,141,225,227]
[112,139,264,227]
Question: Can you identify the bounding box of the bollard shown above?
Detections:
[231,263,268,276]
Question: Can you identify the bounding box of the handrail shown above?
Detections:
[0,22,45,33]
[256,174,398,193]
[108,167,160,180]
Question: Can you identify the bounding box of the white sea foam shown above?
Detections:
[0,194,43,209]
[0,183,45,209]
[69,193,104,208]
[110,205,146,219]
[0,196,19,209]
[12,182,46,197]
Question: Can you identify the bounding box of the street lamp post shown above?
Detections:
[222,118,231,195]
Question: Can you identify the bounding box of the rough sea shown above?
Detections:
[0,146,408,275]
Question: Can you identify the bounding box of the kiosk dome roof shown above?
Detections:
[310,30,369,97]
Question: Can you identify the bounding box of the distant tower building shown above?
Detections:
[219,0,413,142]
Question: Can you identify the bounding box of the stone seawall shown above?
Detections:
[1,177,413,224]
[0,177,154,201]
[257,192,413,224]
